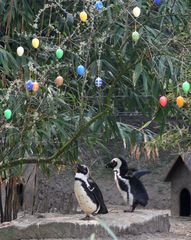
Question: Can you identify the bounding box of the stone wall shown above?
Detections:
[22,154,171,214]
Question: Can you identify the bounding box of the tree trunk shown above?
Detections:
[0,184,4,223]
[4,178,13,222]
[2,177,23,222]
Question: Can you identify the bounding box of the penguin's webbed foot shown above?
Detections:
[124,206,135,212]
[123,209,132,213]
[80,215,94,221]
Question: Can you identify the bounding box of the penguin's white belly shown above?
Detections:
[74,181,97,214]
[127,182,134,206]
[114,175,127,202]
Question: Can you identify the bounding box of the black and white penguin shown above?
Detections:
[74,164,108,220]
[106,157,149,212]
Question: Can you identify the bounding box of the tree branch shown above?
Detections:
[0,108,110,173]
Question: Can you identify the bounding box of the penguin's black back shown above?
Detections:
[117,175,129,192]
[129,177,149,207]
[88,178,108,214]
[118,156,129,176]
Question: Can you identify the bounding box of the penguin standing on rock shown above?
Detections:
[106,157,150,212]
[74,164,108,220]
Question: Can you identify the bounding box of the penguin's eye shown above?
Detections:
[83,167,88,174]
[81,165,88,174]
[76,164,88,174]
[111,161,117,167]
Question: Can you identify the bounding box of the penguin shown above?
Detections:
[106,157,149,212]
[74,164,108,220]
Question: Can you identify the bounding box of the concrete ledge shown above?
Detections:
[0,209,170,239]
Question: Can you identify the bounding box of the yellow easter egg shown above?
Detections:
[80,11,88,22]
[32,38,40,49]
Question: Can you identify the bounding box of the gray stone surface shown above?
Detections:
[0,209,170,240]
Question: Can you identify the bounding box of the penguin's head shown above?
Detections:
[106,157,128,175]
[76,163,89,176]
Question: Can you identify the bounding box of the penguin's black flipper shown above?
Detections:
[129,177,149,207]
[133,170,150,179]
[88,178,108,214]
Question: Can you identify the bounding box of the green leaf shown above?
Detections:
[133,62,142,87]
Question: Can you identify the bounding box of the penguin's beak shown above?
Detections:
[76,163,82,172]
[106,160,117,169]
[105,162,113,168]
[73,164,78,173]
[73,163,82,173]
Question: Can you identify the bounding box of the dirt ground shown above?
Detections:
[127,217,191,240]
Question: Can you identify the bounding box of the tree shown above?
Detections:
[0,0,190,221]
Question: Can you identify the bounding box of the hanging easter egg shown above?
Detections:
[95,77,103,87]
[132,31,140,42]
[159,96,167,107]
[154,0,161,6]
[67,13,74,23]
[32,81,39,92]
[32,38,40,49]
[80,11,88,22]
[55,76,64,86]
[17,46,24,56]
[77,65,86,76]
[4,109,12,120]
[56,48,64,59]
[182,81,190,94]
[176,96,184,108]
[26,80,34,91]
[96,1,104,11]
[132,7,141,18]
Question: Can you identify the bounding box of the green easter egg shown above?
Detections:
[182,81,190,93]
[132,31,140,42]
[4,109,12,120]
[56,48,64,59]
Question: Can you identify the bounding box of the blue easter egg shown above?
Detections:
[26,80,34,91]
[96,1,103,11]
[95,77,103,87]
[154,0,161,6]
[77,65,85,76]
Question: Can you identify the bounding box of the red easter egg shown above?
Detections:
[159,96,167,107]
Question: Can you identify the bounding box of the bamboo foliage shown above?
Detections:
[0,0,190,221]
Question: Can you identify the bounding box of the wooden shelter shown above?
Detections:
[165,153,191,217]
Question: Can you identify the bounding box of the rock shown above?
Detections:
[0,209,170,240]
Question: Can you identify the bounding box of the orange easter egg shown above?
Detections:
[32,81,39,92]
[176,96,184,108]
[55,76,64,86]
